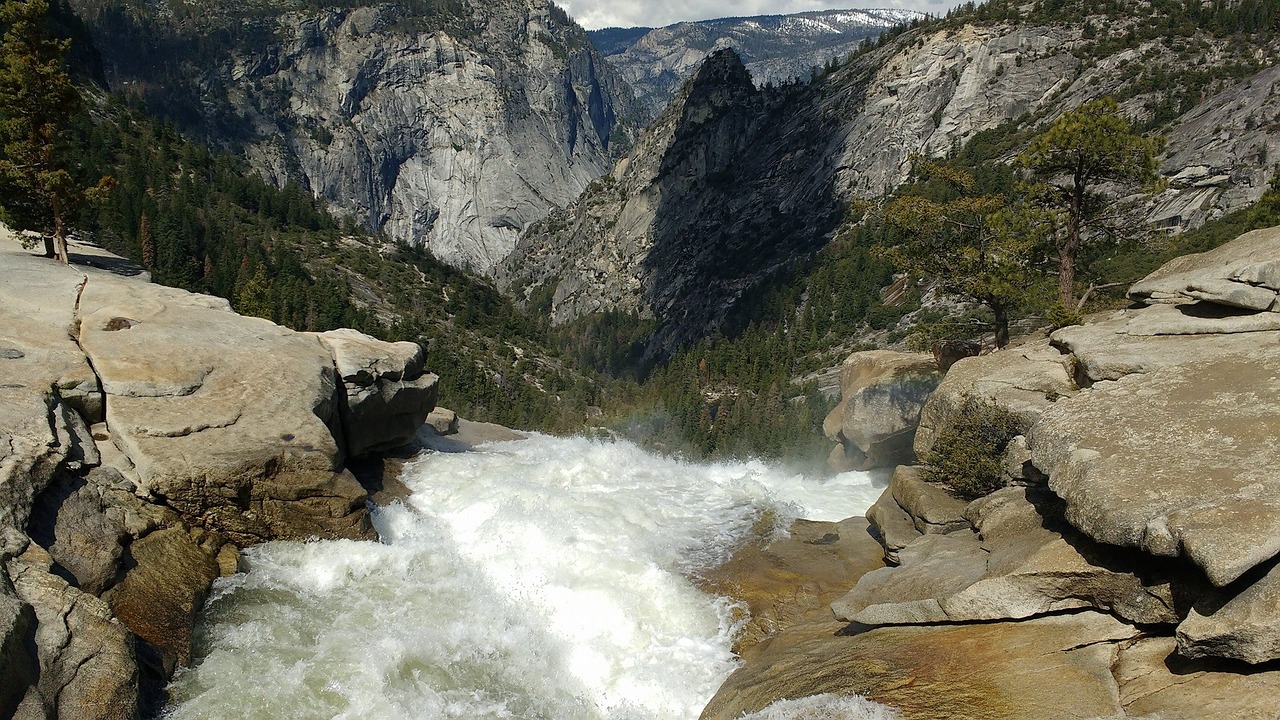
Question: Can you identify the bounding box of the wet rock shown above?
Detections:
[695,517,885,657]
[701,612,1138,720]
[102,526,219,676]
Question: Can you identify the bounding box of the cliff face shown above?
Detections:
[502,17,1280,355]
[589,8,923,117]
[66,0,641,272]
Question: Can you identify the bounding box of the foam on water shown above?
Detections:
[163,434,892,719]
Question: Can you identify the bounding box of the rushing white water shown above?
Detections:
[163,434,892,720]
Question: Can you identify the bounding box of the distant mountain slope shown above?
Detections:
[503,0,1280,359]
[63,0,643,273]
[588,8,924,116]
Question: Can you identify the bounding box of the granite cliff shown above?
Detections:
[502,10,1280,356]
[0,231,437,719]
[64,0,641,272]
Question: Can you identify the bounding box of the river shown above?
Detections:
[162,434,896,719]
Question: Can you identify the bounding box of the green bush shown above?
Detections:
[923,399,1023,499]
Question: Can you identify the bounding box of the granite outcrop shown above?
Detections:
[0,233,437,719]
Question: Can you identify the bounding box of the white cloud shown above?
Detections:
[558,0,953,29]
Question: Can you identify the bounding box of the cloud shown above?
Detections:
[558,0,953,29]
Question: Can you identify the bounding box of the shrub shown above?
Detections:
[923,399,1023,498]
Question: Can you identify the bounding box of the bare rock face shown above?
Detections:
[8,554,139,720]
[316,329,440,457]
[1130,225,1280,310]
[1030,352,1280,590]
[1177,560,1280,664]
[822,351,941,471]
[1117,636,1280,719]
[694,517,885,658]
[1,233,442,716]
[591,9,922,118]
[68,0,640,273]
[76,276,375,545]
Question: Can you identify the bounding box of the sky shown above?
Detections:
[558,1,954,30]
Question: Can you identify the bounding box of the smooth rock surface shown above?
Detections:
[1051,308,1272,383]
[701,612,1139,720]
[1031,352,1280,588]
[695,517,885,657]
[77,273,374,544]
[1129,225,1280,308]
[1116,636,1280,718]
[823,351,941,470]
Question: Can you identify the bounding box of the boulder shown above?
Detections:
[1177,560,1280,664]
[76,274,375,545]
[864,491,922,564]
[700,612,1139,720]
[426,407,460,435]
[8,554,139,720]
[886,465,968,535]
[836,487,1193,626]
[913,338,1075,458]
[1129,225,1280,309]
[315,329,440,457]
[102,526,220,676]
[822,351,941,470]
[1116,636,1280,719]
[1030,351,1280,588]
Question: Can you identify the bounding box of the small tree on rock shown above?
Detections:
[1017,97,1164,308]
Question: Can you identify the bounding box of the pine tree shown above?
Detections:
[0,0,108,263]
[139,211,153,268]
[1017,98,1164,308]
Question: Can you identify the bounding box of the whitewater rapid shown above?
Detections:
[163,434,895,719]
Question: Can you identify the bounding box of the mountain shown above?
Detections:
[588,8,924,116]
[501,0,1280,359]
[62,0,643,273]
